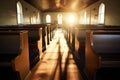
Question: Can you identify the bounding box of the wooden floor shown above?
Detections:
[24,28,83,80]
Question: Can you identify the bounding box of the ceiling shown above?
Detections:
[24,0,98,12]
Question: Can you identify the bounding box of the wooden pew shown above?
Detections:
[45,23,57,45]
[91,31,120,67]
[49,23,57,40]
[0,24,57,69]
[88,31,120,80]
[63,24,120,80]
[0,24,45,69]
[0,31,29,80]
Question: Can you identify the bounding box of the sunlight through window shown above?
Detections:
[46,14,51,23]
[17,1,23,24]
[68,14,76,25]
[83,11,87,24]
[57,14,62,24]
[36,12,40,24]
[98,3,105,24]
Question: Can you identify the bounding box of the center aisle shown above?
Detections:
[25,28,83,80]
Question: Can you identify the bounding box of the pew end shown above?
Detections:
[86,31,120,79]
[0,31,30,80]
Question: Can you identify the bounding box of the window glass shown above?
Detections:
[17,2,23,24]
[46,14,51,23]
[57,14,62,24]
[98,3,105,24]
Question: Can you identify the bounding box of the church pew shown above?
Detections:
[0,24,45,69]
[0,24,57,69]
[66,25,120,67]
[88,31,120,80]
[63,24,120,80]
[45,23,57,45]
[0,31,29,80]
[91,31,120,67]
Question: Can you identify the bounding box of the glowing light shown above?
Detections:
[98,3,105,24]
[68,14,75,24]
[64,13,78,26]
[57,14,62,24]
[46,14,51,23]
[17,1,23,24]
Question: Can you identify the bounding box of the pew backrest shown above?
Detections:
[91,31,120,55]
[0,31,21,61]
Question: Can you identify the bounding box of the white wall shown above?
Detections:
[21,0,41,24]
[0,0,41,26]
[0,0,17,25]
[105,0,120,25]
[78,0,120,26]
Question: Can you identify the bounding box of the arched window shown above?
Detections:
[17,1,23,24]
[37,12,40,24]
[79,11,87,24]
[83,11,87,24]
[98,3,105,24]
[46,14,51,23]
[31,15,36,24]
[57,14,62,24]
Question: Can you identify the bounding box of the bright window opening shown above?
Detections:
[67,14,77,25]
[37,13,40,24]
[98,3,105,24]
[17,1,23,24]
[46,14,51,23]
[68,14,75,23]
[57,14,62,24]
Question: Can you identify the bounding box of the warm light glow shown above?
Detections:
[46,14,51,23]
[67,14,76,25]
[71,0,79,10]
[65,13,78,26]
[55,0,60,7]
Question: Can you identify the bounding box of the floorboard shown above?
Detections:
[24,28,82,80]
